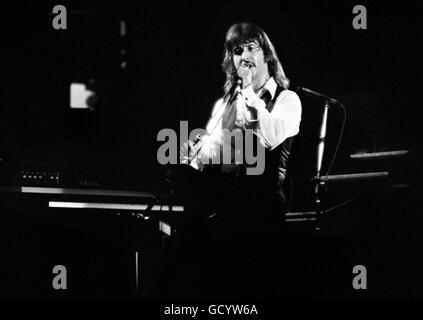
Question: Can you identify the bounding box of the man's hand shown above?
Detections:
[237,62,253,88]
[180,139,205,171]
[180,140,196,165]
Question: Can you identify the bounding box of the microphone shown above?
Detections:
[297,86,341,105]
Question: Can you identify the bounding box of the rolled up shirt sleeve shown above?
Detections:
[205,98,225,133]
[241,87,302,150]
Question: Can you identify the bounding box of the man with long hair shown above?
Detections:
[176,22,302,298]
[183,22,301,223]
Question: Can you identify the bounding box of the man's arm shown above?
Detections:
[240,86,302,150]
[180,98,225,169]
[205,98,225,133]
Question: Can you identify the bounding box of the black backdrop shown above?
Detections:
[0,0,422,299]
[2,0,422,210]
[1,1,422,157]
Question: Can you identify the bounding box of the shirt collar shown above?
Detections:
[260,76,277,100]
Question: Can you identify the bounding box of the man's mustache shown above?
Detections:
[241,61,255,68]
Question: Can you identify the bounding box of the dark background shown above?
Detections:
[0,0,421,197]
[1,1,422,156]
[0,0,422,299]
[1,0,422,191]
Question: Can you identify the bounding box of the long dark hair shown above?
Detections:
[222,22,290,96]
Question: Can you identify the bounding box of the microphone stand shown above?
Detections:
[297,86,343,232]
[187,80,241,166]
[314,100,330,232]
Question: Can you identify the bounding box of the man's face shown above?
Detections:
[232,41,268,84]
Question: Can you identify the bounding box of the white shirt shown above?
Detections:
[194,77,302,168]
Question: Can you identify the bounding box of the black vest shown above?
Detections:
[239,85,294,205]
[204,85,294,216]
